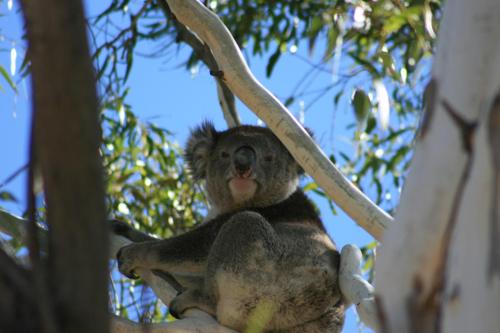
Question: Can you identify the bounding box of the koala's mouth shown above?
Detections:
[228,176,258,203]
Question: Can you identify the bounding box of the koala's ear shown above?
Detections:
[185,121,219,180]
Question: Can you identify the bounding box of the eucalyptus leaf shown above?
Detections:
[0,65,17,93]
[266,47,281,77]
[351,88,371,124]
[0,191,18,203]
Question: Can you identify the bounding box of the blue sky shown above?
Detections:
[0,1,376,331]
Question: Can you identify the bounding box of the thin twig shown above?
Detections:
[0,163,28,189]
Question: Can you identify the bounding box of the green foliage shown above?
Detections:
[90,0,440,100]
[100,97,206,321]
[85,0,441,323]
[0,65,17,93]
[100,93,205,234]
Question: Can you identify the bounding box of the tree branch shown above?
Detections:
[0,210,377,332]
[163,0,392,241]
[339,245,378,331]
[0,248,40,332]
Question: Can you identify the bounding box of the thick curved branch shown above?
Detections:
[164,0,392,241]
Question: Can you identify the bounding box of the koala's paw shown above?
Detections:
[116,244,142,279]
[169,289,215,319]
[169,293,190,319]
[110,219,156,243]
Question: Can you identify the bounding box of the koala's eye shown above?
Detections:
[264,155,273,162]
[220,151,230,158]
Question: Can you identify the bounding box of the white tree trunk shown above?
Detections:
[376,0,500,332]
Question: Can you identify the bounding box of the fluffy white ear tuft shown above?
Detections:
[185,121,218,180]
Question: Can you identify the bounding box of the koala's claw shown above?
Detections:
[168,305,182,319]
[116,246,140,279]
[168,296,185,319]
[110,219,133,237]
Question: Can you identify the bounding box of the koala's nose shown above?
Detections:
[233,146,256,176]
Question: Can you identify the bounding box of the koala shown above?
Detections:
[114,122,345,332]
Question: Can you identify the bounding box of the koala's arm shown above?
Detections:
[117,220,221,279]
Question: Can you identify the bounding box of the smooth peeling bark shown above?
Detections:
[440,55,500,333]
[376,0,500,332]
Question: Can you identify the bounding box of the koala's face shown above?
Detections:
[185,122,301,214]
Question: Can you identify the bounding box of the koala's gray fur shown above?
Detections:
[114,122,345,332]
